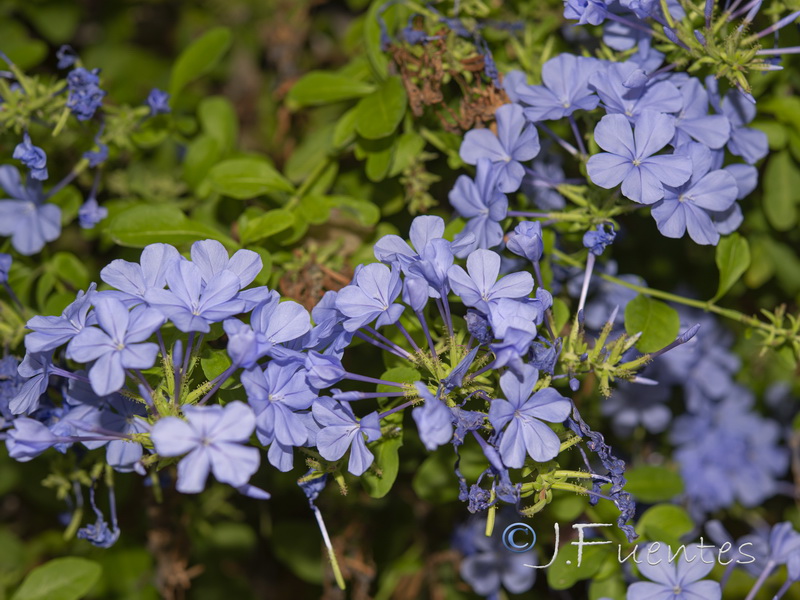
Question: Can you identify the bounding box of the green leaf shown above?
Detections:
[547,544,606,590]
[354,76,407,140]
[11,557,101,600]
[200,349,232,381]
[551,297,570,335]
[713,232,751,301]
[364,0,390,81]
[182,135,222,189]
[362,435,403,498]
[635,504,693,546]
[412,451,461,503]
[35,271,56,312]
[332,107,360,148]
[752,121,788,150]
[329,195,380,226]
[51,252,90,289]
[169,27,232,98]
[624,295,680,353]
[239,209,295,245]
[377,366,420,395]
[297,195,332,225]
[21,4,79,44]
[107,204,238,250]
[198,96,238,153]
[365,143,395,182]
[589,576,626,600]
[763,150,800,231]
[287,72,376,107]
[624,465,684,503]
[209,157,294,199]
[0,22,48,69]
[389,132,426,177]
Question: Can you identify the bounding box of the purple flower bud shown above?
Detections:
[13,133,48,181]
[78,197,107,229]
[145,88,171,116]
[304,351,345,388]
[465,311,493,345]
[56,45,77,69]
[506,221,544,263]
[0,253,11,284]
[582,223,616,256]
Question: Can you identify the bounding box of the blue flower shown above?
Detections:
[0,166,61,255]
[455,511,537,597]
[83,141,109,167]
[587,111,692,204]
[487,298,542,372]
[10,352,54,415]
[144,260,246,333]
[100,243,182,304]
[0,356,23,420]
[506,221,543,263]
[460,103,540,193]
[93,396,150,472]
[0,253,12,284]
[651,143,739,245]
[151,401,261,494]
[601,378,671,435]
[583,223,616,255]
[489,365,571,467]
[67,297,164,396]
[6,417,60,461]
[671,390,789,515]
[412,383,453,450]
[589,62,683,120]
[673,78,730,149]
[66,67,105,121]
[706,77,768,165]
[145,88,171,116]
[242,362,316,471]
[627,543,721,600]
[335,263,404,332]
[449,158,508,255]
[447,249,533,313]
[13,133,48,180]
[508,55,600,122]
[312,399,381,476]
[78,197,108,229]
[77,485,120,548]
[564,0,609,25]
[249,294,312,358]
[56,45,77,69]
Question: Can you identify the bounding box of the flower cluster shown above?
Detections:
[0,47,172,255]
[1,221,649,554]
[451,47,764,248]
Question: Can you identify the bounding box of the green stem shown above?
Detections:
[287,155,335,209]
[552,248,769,331]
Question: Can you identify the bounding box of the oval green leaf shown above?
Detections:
[239,208,295,245]
[107,204,238,250]
[763,150,800,232]
[287,72,376,107]
[169,27,232,98]
[624,465,684,503]
[624,294,680,353]
[209,157,294,199]
[713,232,751,301]
[354,76,407,140]
[11,557,101,600]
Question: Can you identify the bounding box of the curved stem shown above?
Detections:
[553,248,791,335]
